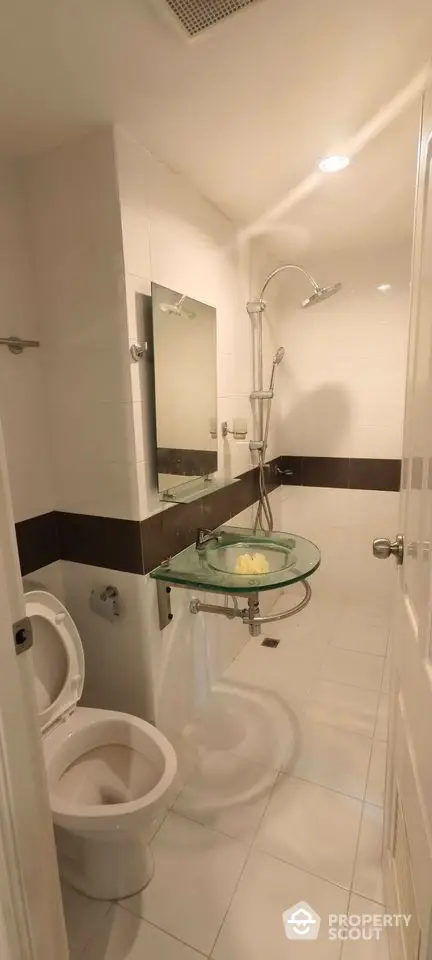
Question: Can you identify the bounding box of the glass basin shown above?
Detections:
[205,539,296,576]
[150,526,321,595]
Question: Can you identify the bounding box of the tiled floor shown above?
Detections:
[64,595,390,960]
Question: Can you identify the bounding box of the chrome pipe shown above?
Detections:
[189,598,242,620]
[246,580,311,623]
[257,315,263,443]
[189,581,312,636]
[257,263,321,302]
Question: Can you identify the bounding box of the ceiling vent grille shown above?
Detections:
[164,0,261,37]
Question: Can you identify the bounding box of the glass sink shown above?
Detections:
[150,526,321,594]
[205,539,295,576]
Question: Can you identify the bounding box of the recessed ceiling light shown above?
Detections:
[318,155,350,174]
[377,284,391,292]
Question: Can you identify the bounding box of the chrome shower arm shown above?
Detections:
[257,264,321,302]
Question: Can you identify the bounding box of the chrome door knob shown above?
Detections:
[372,534,404,564]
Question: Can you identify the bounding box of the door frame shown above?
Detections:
[383,70,432,960]
[0,421,68,960]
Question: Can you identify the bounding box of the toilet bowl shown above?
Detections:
[25,590,177,900]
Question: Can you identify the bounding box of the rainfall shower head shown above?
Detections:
[159,295,196,319]
[248,265,341,315]
[301,282,342,309]
[273,347,285,365]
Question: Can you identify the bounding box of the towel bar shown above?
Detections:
[0,336,40,354]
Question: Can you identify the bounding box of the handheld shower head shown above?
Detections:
[267,346,285,394]
[301,282,342,309]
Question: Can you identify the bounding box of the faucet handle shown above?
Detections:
[196,527,221,549]
[196,528,212,548]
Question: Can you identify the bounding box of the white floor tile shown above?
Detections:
[320,649,384,692]
[61,882,112,958]
[282,719,372,800]
[174,750,277,840]
[253,600,328,649]
[213,849,348,960]
[82,904,205,959]
[352,805,384,904]
[329,622,388,658]
[306,680,379,738]
[365,742,387,808]
[180,680,300,771]
[341,894,389,959]
[374,696,389,742]
[223,635,321,696]
[255,775,362,888]
[120,812,248,955]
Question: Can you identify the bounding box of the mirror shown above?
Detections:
[152,283,218,500]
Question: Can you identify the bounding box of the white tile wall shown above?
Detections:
[114,128,255,519]
[23,560,65,599]
[27,554,245,739]
[251,243,410,461]
[23,129,138,520]
[60,560,154,721]
[271,484,398,620]
[55,507,251,734]
[141,576,247,738]
[0,160,55,521]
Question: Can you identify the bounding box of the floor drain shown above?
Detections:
[261,637,280,648]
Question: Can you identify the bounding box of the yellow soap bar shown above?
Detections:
[234,552,270,575]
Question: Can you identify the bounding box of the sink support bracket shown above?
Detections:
[189,580,312,637]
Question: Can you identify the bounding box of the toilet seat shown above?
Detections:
[25,591,84,734]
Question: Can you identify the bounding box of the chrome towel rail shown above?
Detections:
[189,580,312,637]
[0,336,40,354]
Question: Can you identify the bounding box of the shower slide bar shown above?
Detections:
[0,336,40,354]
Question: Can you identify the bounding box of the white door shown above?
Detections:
[377,69,432,960]
[0,422,68,958]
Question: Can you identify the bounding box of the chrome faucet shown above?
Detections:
[195,528,222,549]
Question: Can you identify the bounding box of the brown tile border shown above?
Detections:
[56,512,143,575]
[15,512,60,577]
[279,456,401,492]
[15,461,276,576]
[15,456,400,576]
[302,457,350,488]
[348,459,401,492]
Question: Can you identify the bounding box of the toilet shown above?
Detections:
[25,589,177,901]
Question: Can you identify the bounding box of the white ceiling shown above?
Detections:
[255,98,422,258]
[0,0,430,247]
